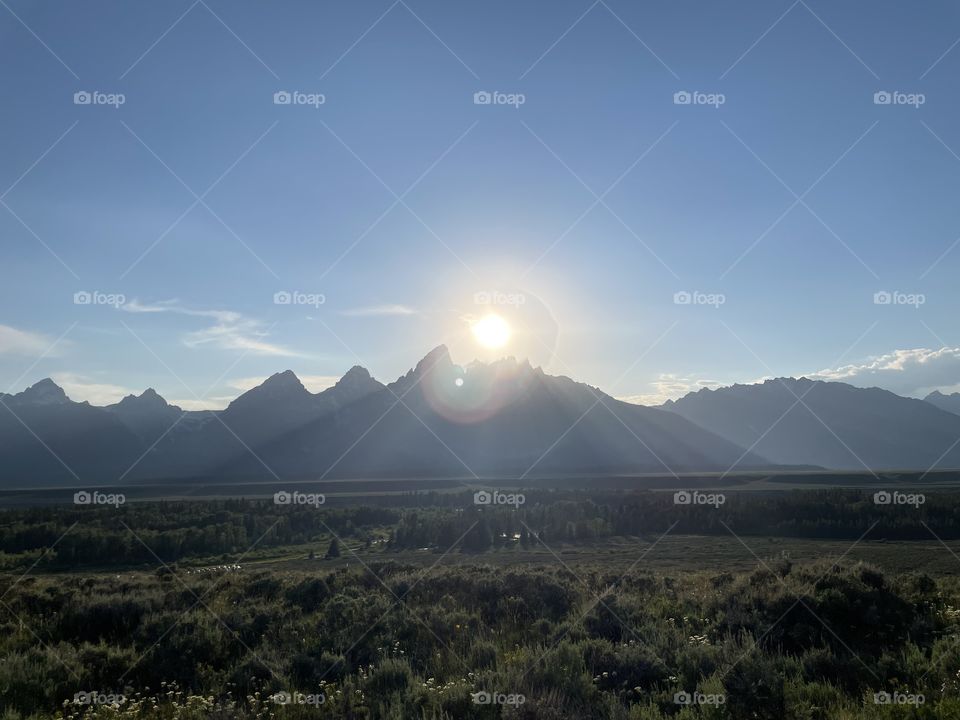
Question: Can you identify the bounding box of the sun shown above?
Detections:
[471,314,511,349]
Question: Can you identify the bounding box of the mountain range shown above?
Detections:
[661,378,960,471]
[2,347,960,488]
[0,346,766,487]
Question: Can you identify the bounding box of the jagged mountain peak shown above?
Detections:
[15,378,70,405]
[414,345,452,374]
[113,387,170,409]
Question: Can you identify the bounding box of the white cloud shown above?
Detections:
[169,397,232,411]
[123,300,303,357]
[50,373,136,405]
[339,304,417,317]
[228,374,340,393]
[618,374,722,406]
[0,324,55,357]
[810,347,960,398]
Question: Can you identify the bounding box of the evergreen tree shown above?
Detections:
[325,538,341,559]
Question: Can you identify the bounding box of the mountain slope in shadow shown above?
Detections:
[221,346,769,479]
[663,378,960,470]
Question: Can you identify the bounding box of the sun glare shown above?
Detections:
[471,314,511,349]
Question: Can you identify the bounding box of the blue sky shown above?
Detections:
[2,0,960,409]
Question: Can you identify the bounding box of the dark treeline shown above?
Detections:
[0,501,398,568]
[1,489,959,569]
[390,488,960,550]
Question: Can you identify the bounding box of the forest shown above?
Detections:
[3,489,960,718]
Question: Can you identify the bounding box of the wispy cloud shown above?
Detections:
[50,373,135,405]
[0,324,58,357]
[228,374,340,393]
[123,300,303,357]
[339,304,418,317]
[169,397,233,412]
